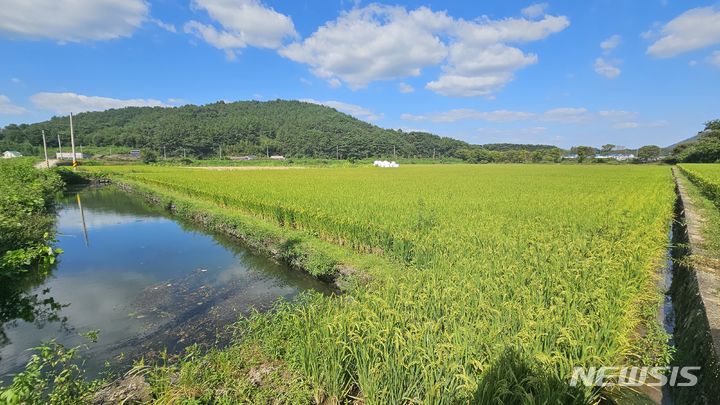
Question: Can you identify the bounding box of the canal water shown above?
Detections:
[0,185,330,379]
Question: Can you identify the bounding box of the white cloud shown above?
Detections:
[402,107,648,126]
[167,98,188,105]
[689,59,698,66]
[0,95,26,115]
[427,43,538,97]
[398,82,415,93]
[30,92,168,114]
[0,0,148,42]
[185,0,296,59]
[600,34,621,53]
[647,6,720,57]
[151,18,177,33]
[402,109,535,123]
[477,126,548,137]
[594,58,621,79]
[281,5,448,89]
[301,99,383,122]
[425,74,513,97]
[281,4,568,96]
[521,3,548,19]
[708,50,720,68]
[452,14,569,45]
[612,120,667,129]
[427,13,568,97]
[540,107,591,123]
[10,78,20,84]
[598,110,639,120]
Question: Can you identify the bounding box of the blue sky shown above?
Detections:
[1,0,719,148]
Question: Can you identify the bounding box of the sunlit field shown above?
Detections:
[679,164,720,206]
[87,164,676,403]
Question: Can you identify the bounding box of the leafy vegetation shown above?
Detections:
[678,163,720,206]
[0,100,466,160]
[0,100,563,163]
[0,338,104,404]
[675,166,720,259]
[0,159,63,278]
[0,159,66,351]
[82,164,676,403]
[674,120,720,163]
[637,145,661,161]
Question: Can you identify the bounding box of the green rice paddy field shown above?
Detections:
[679,164,720,207]
[87,164,678,403]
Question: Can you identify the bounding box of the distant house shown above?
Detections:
[2,151,22,158]
[563,154,579,159]
[56,152,89,159]
[230,155,255,161]
[129,150,141,158]
[609,153,635,161]
[595,153,635,161]
[270,155,285,160]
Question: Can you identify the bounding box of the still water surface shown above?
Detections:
[0,185,329,378]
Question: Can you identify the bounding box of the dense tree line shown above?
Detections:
[0,100,469,159]
[674,120,720,163]
[0,100,560,161]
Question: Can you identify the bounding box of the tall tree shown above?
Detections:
[637,145,661,161]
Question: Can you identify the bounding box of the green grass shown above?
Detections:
[0,158,63,277]
[679,163,720,209]
[676,165,720,258]
[78,164,676,403]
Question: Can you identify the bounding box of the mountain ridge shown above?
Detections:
[0,99,559,158]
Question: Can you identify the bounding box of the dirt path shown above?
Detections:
[673,167,720,358]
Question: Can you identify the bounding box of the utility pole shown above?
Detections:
[57,134,63,160]
[219,145,222,159]
[266,145,269,158]
[432,148,436,159]
[183,148,186,158]
[41,130,49,168]
[163,145,167,160]
[69,112,77,168]
[336,145,339,160]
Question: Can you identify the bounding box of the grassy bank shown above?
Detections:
[0,160,106,404]
[0,159,63,279]
[70,164,676,403]
[672,165,720,402]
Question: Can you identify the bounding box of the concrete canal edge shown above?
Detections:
[670,167,720,403]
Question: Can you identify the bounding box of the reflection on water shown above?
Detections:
[0,185,330,378]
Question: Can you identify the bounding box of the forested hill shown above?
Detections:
[0,100,473,159]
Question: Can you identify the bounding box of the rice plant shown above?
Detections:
[90,164,676,403]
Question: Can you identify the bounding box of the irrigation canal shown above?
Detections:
[0,185,331,379]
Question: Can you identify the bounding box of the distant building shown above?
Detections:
[270,155,285,160]
[2,151,22,158]
[593,153,635,161]
[563,154,579,159]
[611,153,635,161]
[56,152,89,159]
[129,150,141,158]
[230,155,255,161]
